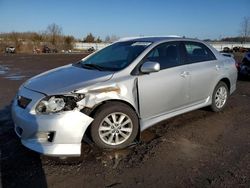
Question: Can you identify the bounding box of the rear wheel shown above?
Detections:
[90,102,139,149]
[210,81,229,112]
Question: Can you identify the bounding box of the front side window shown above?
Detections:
[184,42,216,64]
[144,42,181,70]
[79,41,151,71]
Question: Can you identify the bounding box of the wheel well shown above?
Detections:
[220,78,231,91]
[89,99,138,118]
[82,100,141,143]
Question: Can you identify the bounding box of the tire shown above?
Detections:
[90,102,139,149]
[210,81,229,112]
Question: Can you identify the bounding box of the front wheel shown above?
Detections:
[90,102,139,149]
[210,81,229,112]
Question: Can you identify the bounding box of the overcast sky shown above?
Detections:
[0,0,249,40]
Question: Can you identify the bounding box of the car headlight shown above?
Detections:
[36,95,85,114]
[36,96,65,113]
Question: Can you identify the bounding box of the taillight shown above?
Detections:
[235,61,241,71]
[235,62,238,68]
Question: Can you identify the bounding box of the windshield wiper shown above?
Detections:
[81,63,105,71]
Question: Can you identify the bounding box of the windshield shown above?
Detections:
[79,41,151,71]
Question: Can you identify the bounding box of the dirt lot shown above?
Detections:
[0,54,250,188]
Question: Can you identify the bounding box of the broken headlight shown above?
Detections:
[36,95,84,114]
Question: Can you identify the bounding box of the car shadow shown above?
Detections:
[0,104,47,188]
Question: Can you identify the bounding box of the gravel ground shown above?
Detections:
[0,54,250,188]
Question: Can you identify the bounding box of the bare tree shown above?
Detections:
[95,36,102,43]
[46,23,62,47]
[0,35,7,52]
[104,35,119,43]
[104,35,111,43]
[110,35,119,42]
[31,32,43,46]
[84,33,95,43]
[240,17,250,43]
[64,35,75,50]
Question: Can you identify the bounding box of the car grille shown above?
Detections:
[17,96,32,109]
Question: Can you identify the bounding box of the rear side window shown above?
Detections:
[184,42,216,64]
[145,42,181,70]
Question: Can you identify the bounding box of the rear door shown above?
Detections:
[182,41,220,104]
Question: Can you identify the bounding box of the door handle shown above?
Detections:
[180,71,189,78]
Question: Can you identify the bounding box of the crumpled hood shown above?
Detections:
[24,64,114,95]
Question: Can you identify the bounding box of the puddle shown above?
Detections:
[4,74,26,81]
[41,131,159,168]
[0,64,26,80]
[80,142,132,168]
[0,65,9,75]
[64,131,160,168]
[240,94,250,97]
[98,149,132,168]
[19,56,33,59]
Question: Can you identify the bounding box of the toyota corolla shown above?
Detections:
[12,37,237,156]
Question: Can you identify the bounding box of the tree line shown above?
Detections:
[0,23,119,53]
[81,33,119,43]
[204,17,250,43]
[1,17,249,52]
[0,23,75,52]
[204,36,250,43]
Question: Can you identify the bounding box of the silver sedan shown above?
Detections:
[12,37,237,156]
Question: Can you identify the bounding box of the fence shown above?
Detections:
[74,42,250,51]
[74,42,110,50]
[209,42,250,51]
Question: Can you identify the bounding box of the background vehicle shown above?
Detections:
[232,46,249,53]
[33,47,41,54]
[42,46,58,53]
[42,46,51,53]
[87,47,95,52]
[12,37,237,156]
[222,47,233,53]
[5,46,16,53]
[233,46,240,52]
[238,50,250,78]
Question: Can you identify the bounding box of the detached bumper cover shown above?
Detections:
[12,86,93,156]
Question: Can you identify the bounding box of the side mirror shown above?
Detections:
[140,61,160,73]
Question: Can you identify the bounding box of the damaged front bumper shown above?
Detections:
[11,86,93,156]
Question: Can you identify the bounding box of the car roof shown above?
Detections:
[117,36,220,58]
[119,36,179,42]
[118,36,204,44]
